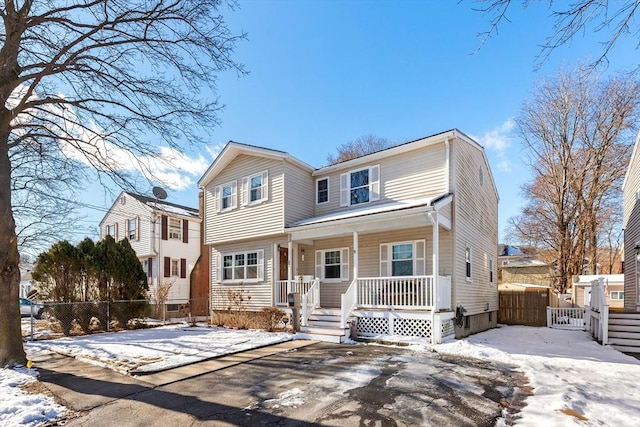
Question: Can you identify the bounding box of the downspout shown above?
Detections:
[428,210,439,345]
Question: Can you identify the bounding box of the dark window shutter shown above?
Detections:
[164,257,170,278]
[182,219,188,243]
[180,258,187,278]
[161,215,168,240]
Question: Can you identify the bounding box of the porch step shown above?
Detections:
[607,312,640,354]
[299,308,349,344]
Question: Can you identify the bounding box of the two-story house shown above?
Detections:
[99,192,202,316]
[198,129,499,343]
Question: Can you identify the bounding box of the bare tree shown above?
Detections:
[0,1,245,366]
[327,134,394,165]
[472,0,640,68]
[509,67,640,292]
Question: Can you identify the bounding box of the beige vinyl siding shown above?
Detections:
[624,148,640,227]
[450,138,499,315]
[624,203,640,310]
[314,143,448,217]
[283,161,314,226]
[210,237,284,311]
[204,154,285,244]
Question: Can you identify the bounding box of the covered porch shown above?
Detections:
[276,195,455,344]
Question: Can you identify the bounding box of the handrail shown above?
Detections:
[301,278,320,327]
[340,278,358,328]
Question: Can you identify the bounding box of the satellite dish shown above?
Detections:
[152,186,168,200]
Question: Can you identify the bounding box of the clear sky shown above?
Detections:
[65,0,639,248]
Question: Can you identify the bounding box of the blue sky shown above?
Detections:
[68,0,638,246]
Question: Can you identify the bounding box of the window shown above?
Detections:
[169,218,182,240]
[106,224,115,237]
[380,241,425,277]
[127,218,137,240]
[315,248,349,282]
[479,167,484,187]
[610,291,625,300]
[340,165,380,206]
[465,247,472,280]
[166,304,180,312]
[489,259,494,283]
[316,178,329,204]
[215,181,237,212]
[171,259,179,277]
[242,171,268,205]
[220,250,264,282]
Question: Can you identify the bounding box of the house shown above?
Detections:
[571,274,624,309]
[623,131,640,312]
[497,245,552,286]
[198,129,499,344]
[99,192,203,316]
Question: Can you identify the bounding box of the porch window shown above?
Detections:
[169,218,182,240]
[465,247,472,280]
[340,165,380,206]
[220,250,264,282]
[380,240,425,276]
[242,171,269,205]
[610,291,624,300]
[316,177,329,204]
[315,248,349,282]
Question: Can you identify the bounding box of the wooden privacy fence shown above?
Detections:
[498,289,549,327]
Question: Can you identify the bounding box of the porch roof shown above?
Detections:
[285,193,452,240]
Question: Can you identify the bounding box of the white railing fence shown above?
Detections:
[301,279,320,326]
[340,278,358,328]
[355,276,451,310]
[275,277,316,306]
[547,307,585,330]
[587,278,609,345]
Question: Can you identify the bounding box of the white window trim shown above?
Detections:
[465,246,472,281]
[215,180,238,213]
[316,177,330,205]
[171,258,180,277]
[380,240,426,277]
[219,249,265,283]
[489,258,494,284]
[168,218,182,241]
[242,170,269,206]
[339,164,380,207]
[315,248,349,283]
[610,290,624,300]
[126,217,139,241]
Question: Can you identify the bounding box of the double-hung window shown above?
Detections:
[169,218,182,240]
[220,250,264,282]
[214,181,237,213]
[316,178,329,204]
[106,224,115,237]
[380,241,425,276]
[315,248,349,282]
[242,171,268,206]
[127,218,137,240]
[340,165,380,206]
[465,247,472,280]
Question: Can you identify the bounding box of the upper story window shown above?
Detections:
[171,259,179,277]
[242,170,269,206]
[106,224,115,237]
[465,246,472,280]
[315,248,349,282]
[169,218,182,240]
[479,167,484,187]
[221,250,264,282]
[380,240,425,277]
[127,218,137,240]
[316,178,329,204]
[214,181,237,213]
[489,258,494,283]
[340,165,380,207]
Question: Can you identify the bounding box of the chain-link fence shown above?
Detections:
[22,297,211,341]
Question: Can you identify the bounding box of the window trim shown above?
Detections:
[168,218,182,241]
[242,170,269,206]
[489,258,494,284]
[171,259,180,277]
[315,248,349,283]
[465,246,472,281]
[126,217,138,241]
[215,180,238,213]
[340,164,380,207]
[316,177,329,205]
[610,290,625,300]
[219,249,264,283]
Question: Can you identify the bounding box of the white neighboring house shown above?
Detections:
[99,192,201,314]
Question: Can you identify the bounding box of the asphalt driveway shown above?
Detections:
[33,341,530,426]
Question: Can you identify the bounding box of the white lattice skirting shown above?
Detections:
[356,316,433,340]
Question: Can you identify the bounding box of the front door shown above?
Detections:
[279,247,288,281]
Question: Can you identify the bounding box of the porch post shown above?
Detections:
[287,240,293,282]
[428,211,442,345]
[353,231,359,280]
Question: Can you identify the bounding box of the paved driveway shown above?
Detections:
[34,341,529,426]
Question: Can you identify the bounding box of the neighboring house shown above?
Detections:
[20,267,34,298]
[499,258,551,286]
[198,129,499,344]
[99,192,202,316]
[623,131,640,312]
[571,274,625,309]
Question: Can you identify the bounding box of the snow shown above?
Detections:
[3,324,640,426]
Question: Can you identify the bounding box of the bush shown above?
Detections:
[259,307,285,332]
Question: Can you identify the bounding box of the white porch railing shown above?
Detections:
[340,278,358,328]
[547,307,585,330]
[356,276,451,310]
[301,280,320,326]
[587,278,609,345]
[275,278,316,306]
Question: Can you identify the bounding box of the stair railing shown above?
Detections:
[301,278,320,327]
[340,278,358,328]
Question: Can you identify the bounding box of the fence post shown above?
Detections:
[546,307,551,327]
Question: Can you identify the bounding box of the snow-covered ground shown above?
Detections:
[2,324,640,426]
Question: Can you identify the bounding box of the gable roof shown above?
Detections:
[125,192,199,218]
[198,141,315,188]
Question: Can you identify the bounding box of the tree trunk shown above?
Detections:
[0,112,26,367]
